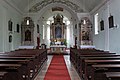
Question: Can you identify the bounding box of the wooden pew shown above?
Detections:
[0,72,8,80]
[0,53,38,78]
[4,49,47,68]
[0,49,47,80]
[0,64,22,80]
[70,48,119,79]
[85,60,120,80]
[12,49,48,79]
[9,49,47,69]
[71,49,117,78]
[105,72,120,80]
[0,59,33,80]
[79,56,120,79]
[91,64,120,80]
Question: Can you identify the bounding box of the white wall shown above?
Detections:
[92,0,120,54]
[92,4,108,51]
[0,5,4,52]
[0,1,22,52]
[109,0,120,54]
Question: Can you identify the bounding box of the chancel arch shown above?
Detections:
[27,0,80,48]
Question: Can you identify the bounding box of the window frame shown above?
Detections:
[94,13,99,35]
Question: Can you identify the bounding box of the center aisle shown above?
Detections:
[44,55,71,80]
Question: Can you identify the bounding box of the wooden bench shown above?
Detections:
[91,64,120,80]
[0,59,33,80]
[79,56,120,79]
[0,72,8,80]
[70,48,120,80]
[73,51,117,78]
[0,49,47,80]
[84,60,120,80]
[0,64,23,80]
[105,72,120,80]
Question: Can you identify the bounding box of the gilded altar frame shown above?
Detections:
[50,14,66,45]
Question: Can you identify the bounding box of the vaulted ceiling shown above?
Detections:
[8,0,105,13]
[4,0,106,22]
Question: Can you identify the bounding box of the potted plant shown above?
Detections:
[64,39,67,46]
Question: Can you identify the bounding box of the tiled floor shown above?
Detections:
[34,55,81,80]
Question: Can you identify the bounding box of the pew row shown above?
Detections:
[91,64,120,80]
[70,48,120,80]
[0,49,47,80]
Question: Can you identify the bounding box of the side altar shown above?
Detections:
[49,14,67,54]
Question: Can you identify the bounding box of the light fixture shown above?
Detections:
[66,21,70,25]
[47,21,50,25]
[27,19,29,25]
[63,20,65,23]
[83,20,86,24]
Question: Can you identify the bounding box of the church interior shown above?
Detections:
[0,0,120,80]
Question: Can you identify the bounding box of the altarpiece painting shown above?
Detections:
[49,14,66,53]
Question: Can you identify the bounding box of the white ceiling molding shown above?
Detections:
[3,0,23,15]
[3,0,104,14]
[90,0,108,15]
[29,0,83,13]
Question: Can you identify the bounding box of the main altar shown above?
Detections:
[49,14,67,54]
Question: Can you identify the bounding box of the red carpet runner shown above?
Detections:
[44,55,71,80]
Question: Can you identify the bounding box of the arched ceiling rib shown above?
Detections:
[29,0,85,13]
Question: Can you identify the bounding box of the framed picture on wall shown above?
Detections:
[9,35,12,43]
[75,24,77,29]
[108,15,114,28]
[16,24,20,33]
[100,20,104,31]
[8,20,13,31]
[37,24,39,33]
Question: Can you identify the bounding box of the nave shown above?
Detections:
[1,0,120,80]
[34,55,81,80]
[1,48,120,80]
